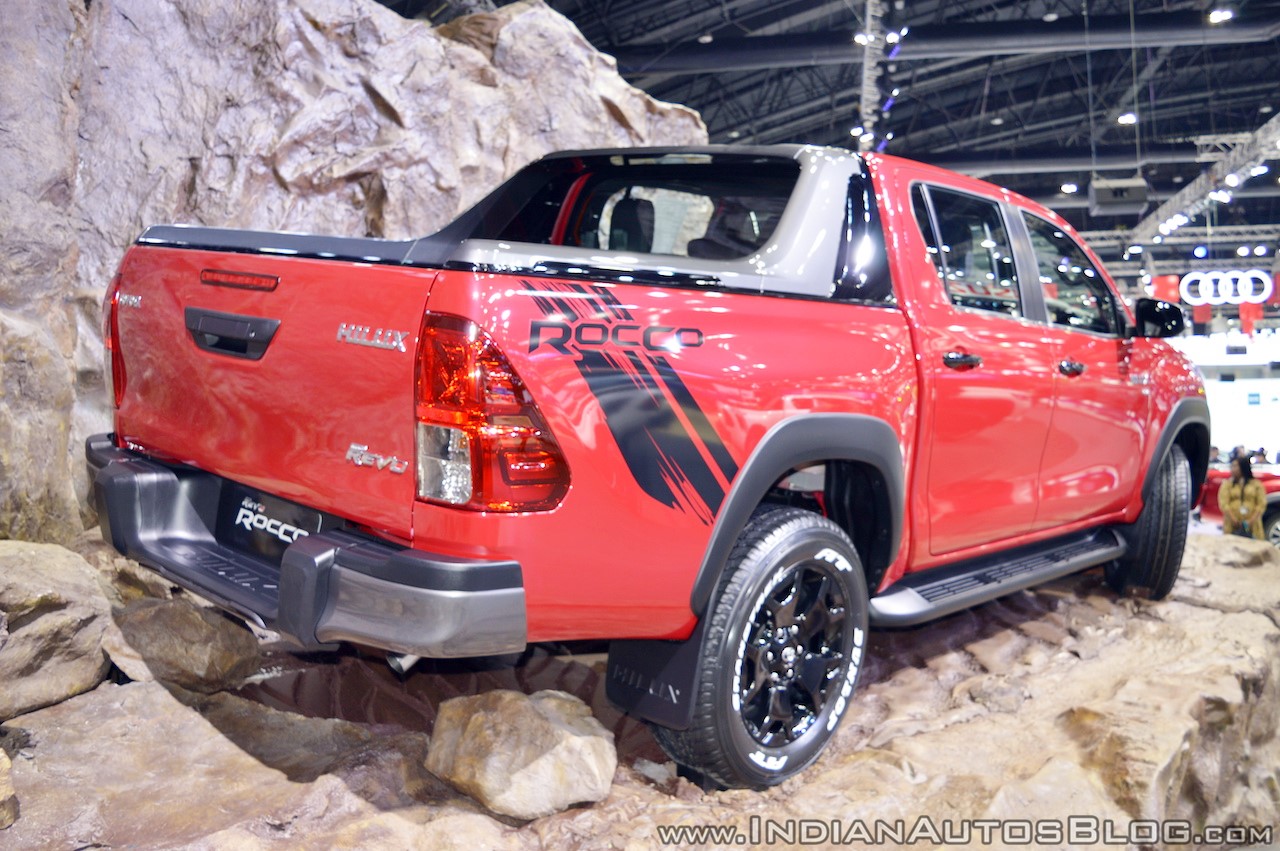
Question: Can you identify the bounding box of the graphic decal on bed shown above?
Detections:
[526,280,737,524]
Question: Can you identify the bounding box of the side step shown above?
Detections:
[869,528,1126,627]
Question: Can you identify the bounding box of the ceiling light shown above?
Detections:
[850,125,864,137]
[1237,245,1250,257]
[854,32,871,46]
[1043,12,1059,22]
[1193,245,1208,258]
[1255,245,1268,256]
[1225,173,1241,187]
[1262,105,1275,114]
[1172,175,1184,183]
[1152,235,1164,244]
[1118,112,1138,125]
[727,130,741,139]
[990,116,1004,126]
[1250,164,1270,177]
[1061,182,1079,194]
[1127,245,1143,254]
[860,132,875,145]
[886,32,899,44]
[1208,9,1234,24]
[697,33,713,44]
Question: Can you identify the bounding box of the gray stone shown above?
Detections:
[0,749,16,831]
[427,689,617,819]
[113,598,260,693]
[0,0,84,542]
[0,315,79,545]
[0,542,111,721]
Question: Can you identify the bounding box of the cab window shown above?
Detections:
[1022,213,1120,335]
[912,185,1021,317]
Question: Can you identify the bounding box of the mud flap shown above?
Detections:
[605,616,708,730]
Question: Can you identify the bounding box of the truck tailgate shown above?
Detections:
[112,245,438,540]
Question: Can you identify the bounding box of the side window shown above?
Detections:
[912,185,1021,317]
[1022,214,1119,335]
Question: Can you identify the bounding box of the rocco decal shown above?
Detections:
[525,281,736,524]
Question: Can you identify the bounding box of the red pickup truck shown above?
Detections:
[89,145,1209,788]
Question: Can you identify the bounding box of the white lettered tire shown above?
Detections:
[650,506,869,789]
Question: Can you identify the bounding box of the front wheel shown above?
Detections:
[1106,444,1191,599]
[1264,511,1280,547]
[650,506,869,789]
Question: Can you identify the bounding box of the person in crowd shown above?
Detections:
[1208,445,1221,465]
[1219,455,1267,540]
[1252,447,1269,466]
[1229,445,1249,462]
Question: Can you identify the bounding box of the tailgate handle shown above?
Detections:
[184,307,281,361]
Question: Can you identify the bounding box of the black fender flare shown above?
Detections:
[606,414,904,729]
[1141,397,1210,508]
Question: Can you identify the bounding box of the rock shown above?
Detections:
[0,0,707,542]
[0,0,84,542]
[0,315,79,544]
[427,689,617,819]
[0,542,111,721]
[113,598,260,693]
[0,749,16,830]
[70,527,175,609]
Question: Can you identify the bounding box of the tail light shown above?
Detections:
[103,273,127,408]
[415,313,569,512]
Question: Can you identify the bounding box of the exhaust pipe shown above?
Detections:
[387,653,421,676]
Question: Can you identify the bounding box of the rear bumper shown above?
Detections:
[86,434,527,658]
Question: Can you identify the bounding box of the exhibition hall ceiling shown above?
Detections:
[382,0,1280,271]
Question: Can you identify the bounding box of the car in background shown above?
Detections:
[1198,463,1280,545]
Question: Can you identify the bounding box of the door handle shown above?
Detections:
[942,351,983,370]
[1059,359,1087,377]
[185,307,281,361]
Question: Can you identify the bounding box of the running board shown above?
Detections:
[869,528,1126,627]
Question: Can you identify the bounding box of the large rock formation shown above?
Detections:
[0,542,112,721]
[0,0,706,544]
[427,689,617,819]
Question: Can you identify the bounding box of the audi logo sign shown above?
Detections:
[1179,269,1275,306]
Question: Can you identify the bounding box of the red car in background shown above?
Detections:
[1199,464,1280,545]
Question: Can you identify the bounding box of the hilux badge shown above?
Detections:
[336,323,409,353]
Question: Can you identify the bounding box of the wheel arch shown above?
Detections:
[1143,397,1210,509]
[605,414,904,731]
[689,413,905,615]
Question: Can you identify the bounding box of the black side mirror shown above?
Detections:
[1131,297,1185,338]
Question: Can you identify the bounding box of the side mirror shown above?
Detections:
[1131,297,1185,338]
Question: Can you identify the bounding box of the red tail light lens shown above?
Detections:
[415,313,569,512]
[103,274,127,408]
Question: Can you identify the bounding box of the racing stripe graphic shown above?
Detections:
[525,280,737,524]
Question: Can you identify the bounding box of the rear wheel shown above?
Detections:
[650,506,868,789]
[1106,444,1191,599]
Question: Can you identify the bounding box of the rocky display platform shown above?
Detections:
[1,533,1277,848]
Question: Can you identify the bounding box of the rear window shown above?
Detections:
[463,154,800,260]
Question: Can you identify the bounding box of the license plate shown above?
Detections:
[216,483,332,563]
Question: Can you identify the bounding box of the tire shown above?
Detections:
[650,505,869,789]
[1106,443,1191,599]
[1265,511,1280,548]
